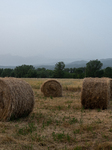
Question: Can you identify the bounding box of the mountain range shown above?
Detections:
[0,54,112,70]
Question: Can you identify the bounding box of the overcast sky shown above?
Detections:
[0,0,112,60]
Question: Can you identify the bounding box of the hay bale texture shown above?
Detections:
[0,77,34,121]
[81,78,110,109]
[41,79,62,97]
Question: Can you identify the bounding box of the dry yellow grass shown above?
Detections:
[1,78,112,150]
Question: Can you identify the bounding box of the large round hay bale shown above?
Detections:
[41,79,62,97]
[81,78,110,109]
[0,77,34,121]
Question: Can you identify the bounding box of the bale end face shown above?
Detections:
[0,77,34,121]
[81,78,110,109]
[41,79,62,97]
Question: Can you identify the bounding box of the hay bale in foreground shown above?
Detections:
[41,79,62,97]
[0,77,34,121]
[81,78,110,109]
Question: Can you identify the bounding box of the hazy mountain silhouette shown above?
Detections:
[0,54,112,69]
[32,58,112,70]
[0,54,75,67]
[65,58,112,69]
[0,54,54,66]
[65,60,87,68]
[100,58,112,68]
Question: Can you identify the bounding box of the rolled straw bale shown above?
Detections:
[0,77,34,121]
[81,78,110,109]
[41,79,62,97]
[101,77,112,101]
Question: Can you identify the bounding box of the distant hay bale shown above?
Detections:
[41,79,62,97]
[81,78,110,109]
[0,77,34,121]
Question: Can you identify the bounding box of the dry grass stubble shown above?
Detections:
[0,78,112,150]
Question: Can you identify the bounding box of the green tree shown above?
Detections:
[73,68,85,78]
[53,62,65,78]
[69,68,76,73]
[86,59,103,77]
[36,68,47,78]
[95,69,104,78]
[27,69,37,78]
[64,68,72,78]
[46,69,54,78]
[14,65,35,77]
[104,67,112,78]
[1,68,14,77]
[0,68,3,77]
[64,68,70,73]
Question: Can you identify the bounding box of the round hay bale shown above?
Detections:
[0,77,34,121]
[41,79,62,97]
[81,78,110,109]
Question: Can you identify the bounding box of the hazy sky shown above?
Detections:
[0,0,112,60]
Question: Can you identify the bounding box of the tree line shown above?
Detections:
[0,59,112,78]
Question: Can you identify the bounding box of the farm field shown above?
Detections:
[0,78,112,150]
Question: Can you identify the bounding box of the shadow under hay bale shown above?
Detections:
[0,77,34,121]
[41,79,62,97]
[81,78,110,109]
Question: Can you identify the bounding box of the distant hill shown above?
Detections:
[65,58,112,69]
[0,54,75,67]
[65,60,87,68]
[35,58,112,70]
[0,54,112,70]
[100,58,112,68]
[34,60,87,70]
[0,54,55,66]
[0,66,15,69]
[34,65,55,70]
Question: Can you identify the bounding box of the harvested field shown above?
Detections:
[1,78,112,150]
